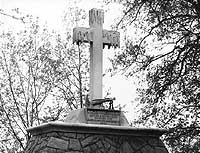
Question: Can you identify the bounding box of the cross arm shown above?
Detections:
[73,27,92,44]
[73,27,120,48]
[103,30,120,48]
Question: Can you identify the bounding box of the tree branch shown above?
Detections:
[0,11,25,23]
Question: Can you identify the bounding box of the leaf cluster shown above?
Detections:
[111,0,200,152]
[0,9,89,152]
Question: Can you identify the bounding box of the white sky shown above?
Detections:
[0,0,138,122]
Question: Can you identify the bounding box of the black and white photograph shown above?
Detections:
[0,0,199,153]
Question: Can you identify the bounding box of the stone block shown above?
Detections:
[155,147,168,153]
[47,137,69,151]
[90,144,99,152]
[141,145,155,153]
[109,146,119,153]
[38,149,49,153]
[148,138,158,146]
[40,133,47,138]
[39,139,48,148]
[102,139,111,150]
[65,151,83,153]
[81,136,98,147]
[69,139,81,151]
[77,133,86,140]
[31,143,41,153]
[62,132,77,139]
[130,137,146,150]
[47,132,59,137]
[120,141,134,153]
[83,146,91,153]
[56,149,67,153]
[148,138,165,148]
[43,147,58,153]
[104,137,118,148]
[96,140,104,149]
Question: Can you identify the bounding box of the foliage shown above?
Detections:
[0,8,25,24]
[0,9,89,152]
[110,0,200,152]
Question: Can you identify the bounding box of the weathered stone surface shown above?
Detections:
[141,145,155,153]
[96,140,104,149]
[120,141,135,153]
[47,132,59,137]
[104,136,119,148]
[155,147,169,153]
[109,146,120,153]
[148,137,159,146]
[47,137,69,151]
[31,143,40,153]
[39,139,48,148]
[69,139,81,151]
[130,137,146,150]
[77,133,87,140]
[102,139,111,149]
[42,147,58,153]
[66,152,83,153]
[90,143,99,152]
[81,136,98,147]
[63,132,77,139]
[83,146,91,153]
[25,122,168,153]
[25,130,169,153]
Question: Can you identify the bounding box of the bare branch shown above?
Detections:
[0,94,25,150]
[0,11,25,23]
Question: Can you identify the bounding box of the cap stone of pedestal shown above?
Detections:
[64,108,130,126]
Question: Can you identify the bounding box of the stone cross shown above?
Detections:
[73,8,120,102]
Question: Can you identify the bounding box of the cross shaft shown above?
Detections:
[73,8,120,102]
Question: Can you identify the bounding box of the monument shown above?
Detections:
[73,8,120,102]
[25,9,169,153]
[65,8,128,126]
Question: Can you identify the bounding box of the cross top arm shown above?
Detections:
[73,27,120,48]
[73,9,120,49]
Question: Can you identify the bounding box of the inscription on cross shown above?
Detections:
[73,8,120,104]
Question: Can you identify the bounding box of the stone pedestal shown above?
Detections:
[25,122,169,153]
[64,108,129,126]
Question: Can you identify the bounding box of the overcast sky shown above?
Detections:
[0,0,138,122]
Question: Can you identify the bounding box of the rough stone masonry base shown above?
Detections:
[25,122,169,153]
